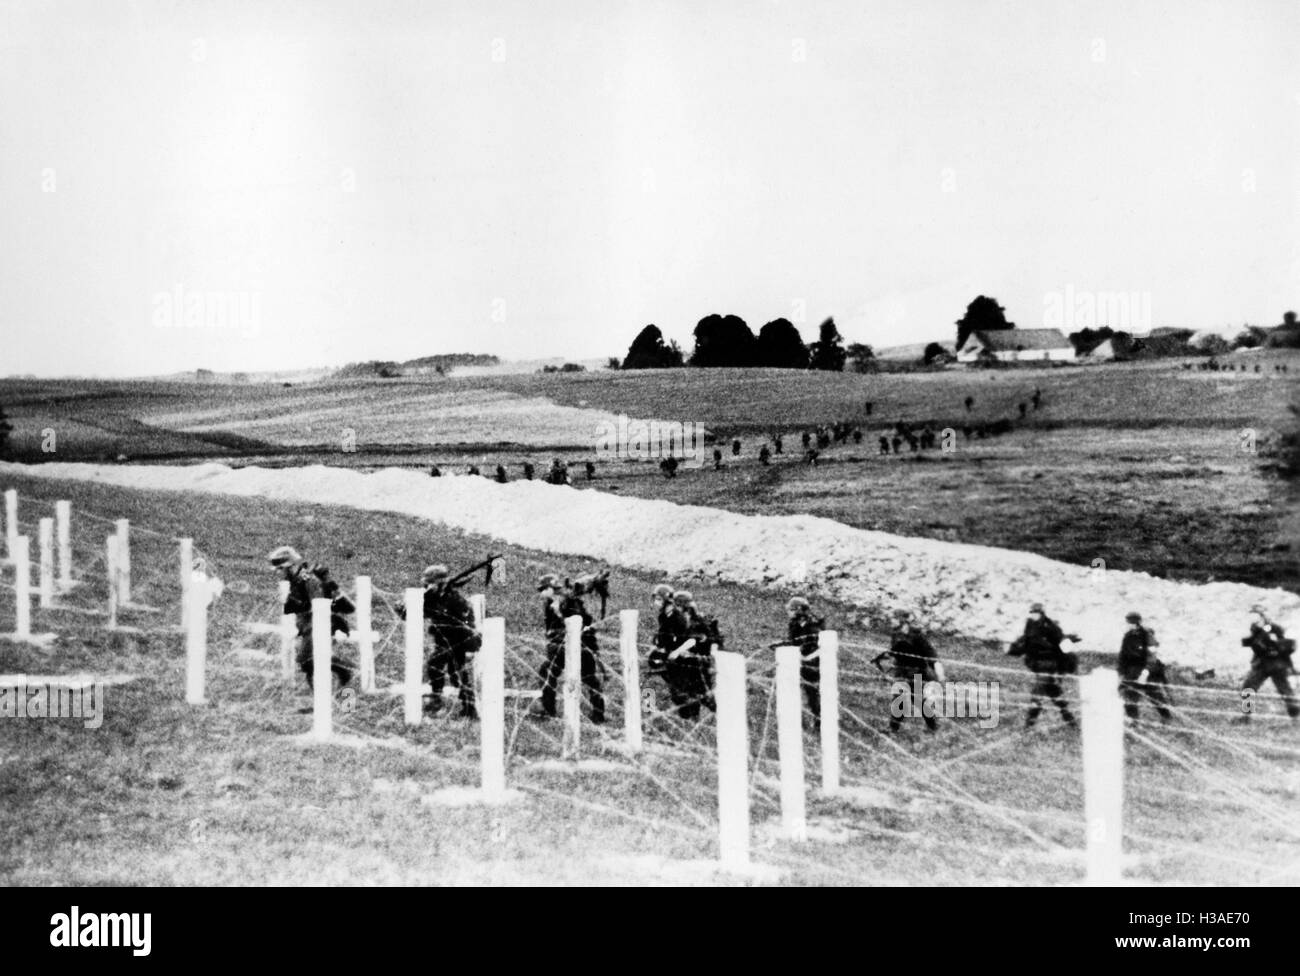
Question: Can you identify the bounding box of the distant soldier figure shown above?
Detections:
[467,465,481,476]
[1118,612,1172,723]
[920,426,935,450]
[804,448,819,467]
[1032,388,1042,410]
[891,434,902,454]
[864,400,874,416]
[873,610,940,733]
[758,444,772,465]
[731,439,741,457]
[1018,402,1027,418]
[522,461,535,481]
[773,434,784,455]
[1008,603,1079,728]
[660,457,678,478]
[852,427,863,445]
[535,574,606,723]
[585,461,596,481]
[405,564,480,719]
[785,597,826,728]
[964,396,974,412]
[1237,604,1299,722]
[906,433,919,452]
[429,465,442,477]
[547,458,570,485]
[878,435,890,455]
[269,547,355,696]
[495,465,508,483]
[817,430,831,450]
[713,448,723,470]
[801,430,812,450]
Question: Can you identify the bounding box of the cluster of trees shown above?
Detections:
[621,316,872,372]
[955,296,1015,350]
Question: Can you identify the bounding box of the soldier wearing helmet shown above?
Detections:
[1118,611,1172,724]
[405,563,480,719]
[786,596,827,727]
[659,590,718,720]
[648,584,676,673]
[535,572,605,723]
[1007,603,1079,728]
[267,546,354,698]
[1238,604,1298,722]
[874,608,942,733]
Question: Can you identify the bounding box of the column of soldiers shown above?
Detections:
[266,546,1297,732]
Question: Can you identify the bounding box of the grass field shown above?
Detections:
[1,473,1297,885]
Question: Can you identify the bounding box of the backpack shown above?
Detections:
[310,564,356,617]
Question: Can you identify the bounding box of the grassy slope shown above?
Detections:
[1,473,1295,885]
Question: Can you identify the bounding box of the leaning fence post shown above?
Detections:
[310,597,333,741]
[620,609,642,753]
[55,501,72,590]
[714,650,750,869]
[37,518,54,609]
[185,572,209,705]
[1081,667,1124,884]
[481,616,506,800]
[775,645,808,841]
[562,614,583,759]
[403,586,424,726]
[356,576,375,693]
[115,518,130,604]
[819,629,840,795]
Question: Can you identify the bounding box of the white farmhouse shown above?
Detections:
[956,328,1075,364]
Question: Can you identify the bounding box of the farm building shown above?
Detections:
[956,328,1075,364]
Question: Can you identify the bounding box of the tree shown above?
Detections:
[621,324,684,369]
[846,342,876,372]
[689,314,758,367]
[606,357,621,369]
[955,295,1015,351]
[756,318,809,368]
[922,342,951,365]
[808,317,846,371]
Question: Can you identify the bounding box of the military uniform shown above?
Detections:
[660,600,716,720]
[887,625,940,731]
[282,560,354,690]
[1118,620,1172,722]
[787,608,825,724]
[537,589,606,722]
[1240,617,1299,719]
[421,584,480,718]
[1010,612,1077,727]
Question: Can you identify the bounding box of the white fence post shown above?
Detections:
[115,519,130,604]
[185,572,208,705]
[105,535,119,629]
[562,614,583,759]
[403,586,424,726]
[55,501,72,590]
[4,489,16,561]
[620,609,642,753]
[776,646,808,841]
[356,576,375,693]
[1081,667,1124,885]
[277,579,293,679]
[819,629,840,796]
[469,593,485,630]
[714,650,750,869]
[12,536,31,638]
[178,538,193,629]
[481,616,506,800]
[310,597,333,741]
[37,518,54,609]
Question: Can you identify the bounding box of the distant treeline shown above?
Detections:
[620,316,874,372]
[334,353,501,379]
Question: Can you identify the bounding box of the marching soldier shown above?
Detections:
[1008,602,1079,728]
[535,574,605,723]
[495,464,508,483]
[773,434,783,455]
[585,461,597,481]
[268,547,354,698]
[1117,611,1172,723]
[522,461,535,481]
[731,439,741,457]
[874,610,941,732]
[648,583,676,674]
[1238,604,1299,722]
[786,597,825,727]
[405,564,480,719]
[661,591,717,720]
[713,448,723,470]
[758,444,772,465]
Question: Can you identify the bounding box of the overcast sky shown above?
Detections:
[1,0,1297,377]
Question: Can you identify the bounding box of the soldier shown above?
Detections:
[713,448,723,470]
[661,591,717,720]
[429,464,442,477]
[647,583,676,675]
[785,597,825,727]
[878,435,890,455]
[964,395,974,412]
[535,574,605,723]
[1237,604,1298,722]
[1018,402,1027,419]
[801,430,812,450]
[758,444,771,465]
[1032,388,1042,410]
[891,434,902,454]
[467,464,481,476]
[268,546,355,695]
[804,448,819,467]
[731,439,741,457]
[1117,611,1172,723]
[547,458,570,485]
[864,400,873,416]
[522,461,535,481]
[852,427,863,445]
[495,464,508,483]
[585,461,596,481]
[873,610,941,732]
[660,457,678,478]
[773,434,784,455]
[407,564,480,719]
[1008,603,1079,728]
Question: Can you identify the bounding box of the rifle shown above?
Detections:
[448,553,504,590]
